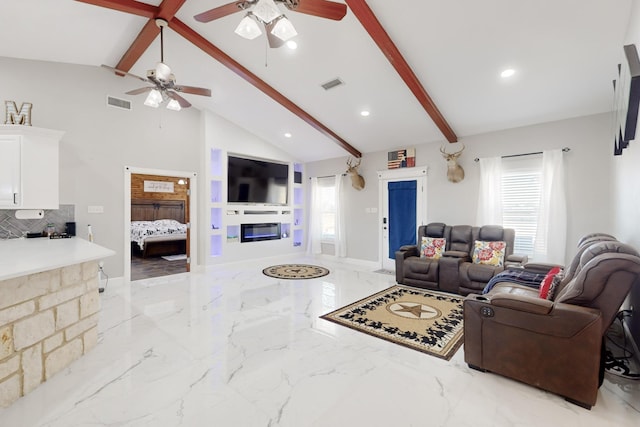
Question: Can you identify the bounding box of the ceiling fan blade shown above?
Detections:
[167,91,192,108]
[264,21,285,48]
[287,0,347,21]
[194,1,247,23]
[174,85,212,97]
[125,87,154,96]
[101,64,148,82]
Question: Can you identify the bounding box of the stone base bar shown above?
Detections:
[0,261,100,407]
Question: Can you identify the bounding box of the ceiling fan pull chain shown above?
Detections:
[264,37,269,67]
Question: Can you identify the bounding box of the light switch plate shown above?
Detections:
[88,205,104,214]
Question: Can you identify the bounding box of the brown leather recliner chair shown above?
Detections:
[457,225,524,295]
[464,240,640,409]
[395,222,451,289]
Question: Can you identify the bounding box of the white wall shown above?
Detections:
[612,0,640,349]
[306,113,614,264]
[0,57,202,277]
[615,0,640,247]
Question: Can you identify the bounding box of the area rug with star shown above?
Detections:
[262,264,330,280]
[320,285,464,360]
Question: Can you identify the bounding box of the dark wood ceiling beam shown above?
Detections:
[76,0,186,72]
[345,0,458,143]
[115,19,159,71]
[170,18,362,158]
[75,0,156,18]
[156,0,186,21]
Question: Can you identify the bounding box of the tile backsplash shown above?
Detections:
[0,205,75,239]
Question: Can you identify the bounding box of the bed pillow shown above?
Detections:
[420,237,447,259]
[539,267,563,299]
[154,219,182,226]
[472,240,506,267]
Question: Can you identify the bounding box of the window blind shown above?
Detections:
[501,156,542,258]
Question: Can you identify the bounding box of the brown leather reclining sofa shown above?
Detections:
[395,222,528,295]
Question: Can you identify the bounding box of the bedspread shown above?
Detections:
[131,219,187,250]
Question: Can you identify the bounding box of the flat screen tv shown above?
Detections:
[227,155,289,205]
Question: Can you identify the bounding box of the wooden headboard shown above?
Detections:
[131,199,185,223]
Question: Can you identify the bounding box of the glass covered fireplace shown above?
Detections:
[241,223,281,243]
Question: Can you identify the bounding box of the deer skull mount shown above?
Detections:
[440,143,465,183]
[346,157,365,190]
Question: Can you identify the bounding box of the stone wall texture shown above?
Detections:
[0,261,99,407]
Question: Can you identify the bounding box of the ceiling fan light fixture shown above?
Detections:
[155,62,172,81]
[166,99,182,111]
[235,14,263,40]
[271,16,297,41]
[144,89,163,108]
[252,0,282,24]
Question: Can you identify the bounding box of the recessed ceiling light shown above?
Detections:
[501,68,515,78]
[360,110,370,117]
[284,132,292,138]
[286,40,297,50]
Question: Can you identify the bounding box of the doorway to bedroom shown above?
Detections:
[126,169,195,281]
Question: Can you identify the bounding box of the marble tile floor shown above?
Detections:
[1,256,639,426]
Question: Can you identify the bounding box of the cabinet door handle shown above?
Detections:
[13,193,18,205]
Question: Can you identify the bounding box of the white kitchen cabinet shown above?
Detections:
[0,135,21,206]
[0,125,64,209]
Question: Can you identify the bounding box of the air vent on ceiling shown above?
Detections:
[321,78,345,91]
[106,96,132,111]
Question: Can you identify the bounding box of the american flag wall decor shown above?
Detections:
[387,148,416,169]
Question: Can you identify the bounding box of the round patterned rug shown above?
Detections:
[262,264,330,280]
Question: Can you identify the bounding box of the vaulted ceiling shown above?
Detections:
[0,0,633,161]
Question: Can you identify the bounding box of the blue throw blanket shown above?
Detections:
[482,269,547,294]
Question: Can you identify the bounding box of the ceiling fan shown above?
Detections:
[194,0,347,48]
[103,18,211,110]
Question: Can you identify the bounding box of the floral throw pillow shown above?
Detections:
[472,240,506,267]
[420,237,447,259]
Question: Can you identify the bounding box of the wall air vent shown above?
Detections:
[321,78,345,91]
[106,96,132,111]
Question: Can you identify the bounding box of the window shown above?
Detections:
[317,177,336,240]
[501,156,542,258]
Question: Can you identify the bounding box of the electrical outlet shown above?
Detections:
[88,205,104,214]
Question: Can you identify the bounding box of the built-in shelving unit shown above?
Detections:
[209,148,223,257]
[207,149,304,263]
[227,224,239,243]
[292,163,304,248]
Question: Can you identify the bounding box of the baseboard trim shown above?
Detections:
[311,253,381,270]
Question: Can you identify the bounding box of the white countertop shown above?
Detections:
[0,237,115,281]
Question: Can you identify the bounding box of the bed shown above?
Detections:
[131,199,187,258]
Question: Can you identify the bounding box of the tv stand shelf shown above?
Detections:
[207,148,304,261]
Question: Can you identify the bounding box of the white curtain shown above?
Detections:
[475,157,503,225]
[534,149,567,264]
[334,174,347,257]
[307,177,322,255]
